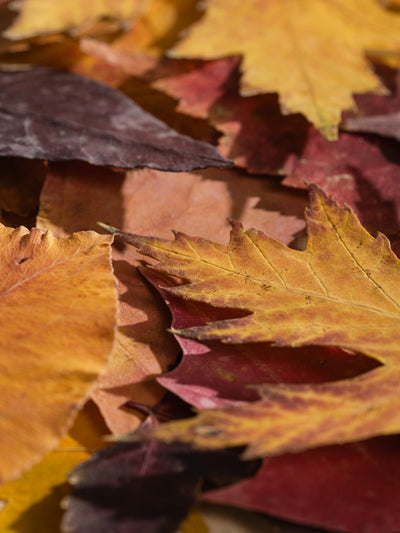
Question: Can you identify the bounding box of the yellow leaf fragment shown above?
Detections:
[0,225,117,484]
[172,0,400,138]
[0,402,108,533]
[5,0,144,39]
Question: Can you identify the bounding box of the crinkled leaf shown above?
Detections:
[172,0,400,138]
[109,186,400,456]
[62,440,259,533]
[0,224,117,483]
[0,67,229,171]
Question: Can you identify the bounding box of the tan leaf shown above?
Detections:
[0,224,117,483]
[172,0,400,138]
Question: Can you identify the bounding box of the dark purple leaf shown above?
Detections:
[62,440,259,533]
[0,67,231,171]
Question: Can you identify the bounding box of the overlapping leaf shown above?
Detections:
[0,224,117,484]
[172,0,400,138]
[38,162,305,433]
[109,185,400,456]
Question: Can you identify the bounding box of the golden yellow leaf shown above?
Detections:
[5,0,144,39]
[172,0,400,138]
[0,225,117,484]
[115,185,400,456]
[0,401,109,533]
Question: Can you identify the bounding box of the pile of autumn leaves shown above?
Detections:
[1,1,400,532]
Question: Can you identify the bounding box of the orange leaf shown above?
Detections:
[0,224,117,483]
[113,185,400,456]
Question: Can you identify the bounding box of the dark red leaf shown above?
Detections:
[205,436,400,533]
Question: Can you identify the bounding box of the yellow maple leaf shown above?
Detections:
[110,185,400,457]
[0,225,117,484]
[171,0,400,139]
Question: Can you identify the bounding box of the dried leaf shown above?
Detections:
[172,0,400,138]
[0,67,229,171]
[0,224,117,483]
[5,0,143,39]
[111,186,400,456]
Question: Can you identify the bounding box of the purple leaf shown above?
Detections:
[0,67,231,171]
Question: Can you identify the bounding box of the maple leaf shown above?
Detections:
[171,0,400,138]
[108,185,400,457]
[0,224,117,484]
[0,67,229,171]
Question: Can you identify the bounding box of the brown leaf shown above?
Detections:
[0,224,117,484]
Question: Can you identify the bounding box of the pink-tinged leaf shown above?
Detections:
[205,436,400,533]
[0,67,230,171]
